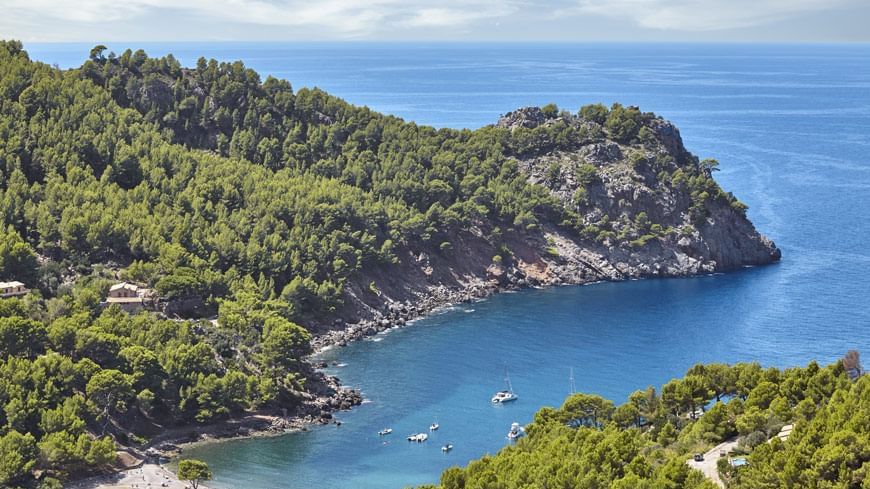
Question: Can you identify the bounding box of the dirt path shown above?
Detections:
[686,438,739,488]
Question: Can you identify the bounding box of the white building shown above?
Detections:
[0,281,29,298]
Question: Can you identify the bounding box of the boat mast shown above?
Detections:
[569,367,576,394]
[505,367,514,394]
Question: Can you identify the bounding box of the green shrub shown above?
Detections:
[541,103,559,118]
[575,163,600,186]
[579,103,608,124]
[630,234,657,249]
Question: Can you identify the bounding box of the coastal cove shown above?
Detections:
[177,43,868,489]
[183,270,868,489]
[27,42,870,488]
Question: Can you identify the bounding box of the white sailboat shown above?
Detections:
[491,368,518,403]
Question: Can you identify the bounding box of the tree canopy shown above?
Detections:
[425,358,867,489]
[177,459,212,489]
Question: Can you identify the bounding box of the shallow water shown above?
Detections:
[29,42,870,489]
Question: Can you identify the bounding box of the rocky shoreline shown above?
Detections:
[78,256,768,487]
[308,107,781,352]
[64,370,363,487]
[310,262,588,353]
[150,372,362,458]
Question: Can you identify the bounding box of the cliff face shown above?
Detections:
[311,106,780,342]
[510,108,779,279]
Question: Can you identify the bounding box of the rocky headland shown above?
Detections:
[310,106,780,349]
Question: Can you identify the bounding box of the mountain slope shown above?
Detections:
[47,44,777,330]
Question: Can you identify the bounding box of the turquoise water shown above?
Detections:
[28,43,870,488]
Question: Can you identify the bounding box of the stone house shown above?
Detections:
[103,282,155,312]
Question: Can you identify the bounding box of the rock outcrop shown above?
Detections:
[309,107,780,348]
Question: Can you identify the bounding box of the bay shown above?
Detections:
[28,42,870,489]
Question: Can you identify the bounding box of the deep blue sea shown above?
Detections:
[29,43,870,489]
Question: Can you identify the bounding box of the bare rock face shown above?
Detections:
[578,142,623,166]
[497,107,549,129]
[646,118,686,158]
[512,108,780,280]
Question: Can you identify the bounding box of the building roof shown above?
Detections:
[109,282,139,292]
[0,281,26,288]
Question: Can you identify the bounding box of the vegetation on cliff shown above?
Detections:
[1,40,776,323]
[421,354,867,489]
[0,39,779,485]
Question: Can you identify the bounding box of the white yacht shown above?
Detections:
[507,422,525,440]
[407,433,428,442]
[442,443,453,452]
[491,368,518,403]
[378,428,392,436]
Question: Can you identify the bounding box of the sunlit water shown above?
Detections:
[29,43,870,489]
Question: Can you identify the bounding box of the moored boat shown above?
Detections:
[492,390,518,403]
[492,368,518,403]
[507,422,525,440]
[378,428,392,436]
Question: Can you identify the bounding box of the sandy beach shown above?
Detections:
[66,463,206,489]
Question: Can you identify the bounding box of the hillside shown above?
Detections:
[11,43,776,326]
[421,355,867,489]
[0,40,778,486]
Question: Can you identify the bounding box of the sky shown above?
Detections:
[2,0,869,43]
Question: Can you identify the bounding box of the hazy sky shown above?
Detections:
[3,0,869,43]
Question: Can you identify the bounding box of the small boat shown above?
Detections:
[507,422,525,440]
[430,419,439,431]
[442,444,453,452]
[407,433,428,442]
[492,390,518,403]
[492,368,518,403]
[378,428,392,436]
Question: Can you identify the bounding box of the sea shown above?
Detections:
[27,42,870,489]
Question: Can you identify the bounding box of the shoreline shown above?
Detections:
[67,275,521,488]
[66,378,361,488]
[309,273,550,355]
[67,462,207,489]
[68,263,770,489]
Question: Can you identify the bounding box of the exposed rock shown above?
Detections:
[578,142,623,166]
[307,106,780,354]
[497,106,549,129]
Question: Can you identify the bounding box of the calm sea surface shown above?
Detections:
[29,43,870,489]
